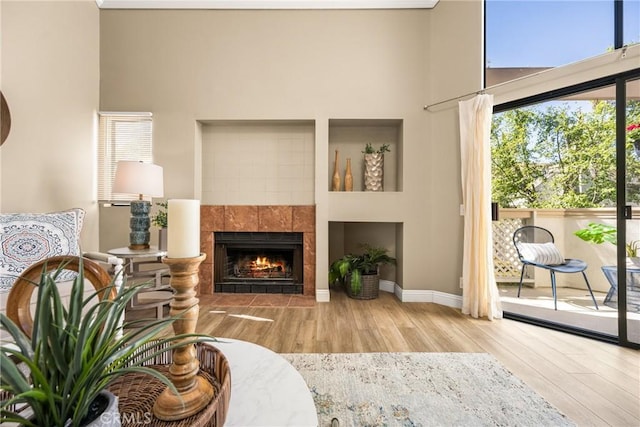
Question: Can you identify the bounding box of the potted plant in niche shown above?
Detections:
[151,201,168,251]
[0,257,214,427]
[574,222,640,265]
[362,143,390,192]
[329,244,396,300]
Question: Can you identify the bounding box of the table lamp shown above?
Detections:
[113,161,164,250]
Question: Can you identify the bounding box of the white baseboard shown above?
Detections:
[315,289,330,302]
[316,281,463,310]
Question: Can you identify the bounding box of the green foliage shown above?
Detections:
[492,99,640,208]
[574,222,617,245]
[151,201,168,228]
[363,143,391,154]
[329,244,396,295]
[574,222,640,257]
[0,258,215,427]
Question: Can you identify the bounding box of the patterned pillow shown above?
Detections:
[0,209,84,292]
[516,241,565,266]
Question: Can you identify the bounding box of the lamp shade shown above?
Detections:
[113,161,164,198]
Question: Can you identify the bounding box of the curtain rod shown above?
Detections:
[423,90,485,111]
[423,47,631,112]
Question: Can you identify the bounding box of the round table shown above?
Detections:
[209,338,318,427]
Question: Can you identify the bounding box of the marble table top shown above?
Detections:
[208,338,318,427]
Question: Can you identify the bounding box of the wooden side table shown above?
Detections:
[107,247,172,318]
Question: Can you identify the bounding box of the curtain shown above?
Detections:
[459,94,503,320]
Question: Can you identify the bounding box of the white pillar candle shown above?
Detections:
[167,199,200,258]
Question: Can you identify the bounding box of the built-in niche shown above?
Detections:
[328,221,403,288]
[200,120,315,205]
[328,119,402,192]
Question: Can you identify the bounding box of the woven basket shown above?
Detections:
[345,273,380,300]
[0,342,231,427]
[108,341,231,427]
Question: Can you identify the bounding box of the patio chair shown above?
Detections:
[513,226,599,310]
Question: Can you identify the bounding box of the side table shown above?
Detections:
[600,265,640,312]
[107,246,173,318]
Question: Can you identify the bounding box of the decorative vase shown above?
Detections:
[344,157,353,191]
[364,153,384,192]
[332,149,341,191]
[158,227,168,251]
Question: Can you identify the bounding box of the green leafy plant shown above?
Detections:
[362,143,391,155]
[151,201,168,228]
[0,258,214,427]
[574,222,640,257]
[329,244,396,295]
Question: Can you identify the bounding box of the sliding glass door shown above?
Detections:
[622,76,640,346]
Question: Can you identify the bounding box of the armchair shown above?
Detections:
[0,208,123,342]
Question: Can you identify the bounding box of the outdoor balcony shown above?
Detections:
[493,208,640,342]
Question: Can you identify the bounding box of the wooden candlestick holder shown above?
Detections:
[153,253,214,421]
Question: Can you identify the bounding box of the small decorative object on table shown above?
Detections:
[0,256,215,427]
[153,199,216,421]
[152,201,169,251]
[363,143,390,192]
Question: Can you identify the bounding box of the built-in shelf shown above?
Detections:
[328,221,403,288]
[328,119,402,192]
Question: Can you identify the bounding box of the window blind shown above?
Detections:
[98,112,153,202]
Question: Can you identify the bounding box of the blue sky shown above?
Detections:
[486,0,640,68]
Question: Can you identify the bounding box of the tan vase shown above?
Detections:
[364,153,384,191]
[332,149,341,191]
[344,157,353,191]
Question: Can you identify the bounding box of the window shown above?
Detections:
[485,0,638,87]
[97,112,153,202]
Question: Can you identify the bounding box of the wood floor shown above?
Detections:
[161,289,639,426]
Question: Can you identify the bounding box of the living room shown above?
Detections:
[1,1,639,425]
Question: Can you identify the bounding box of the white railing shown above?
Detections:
[492,208,639,292]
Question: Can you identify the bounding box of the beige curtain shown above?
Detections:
[459,94,503,320]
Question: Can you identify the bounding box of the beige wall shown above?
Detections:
[5,0,636,301]
[0,0,101,251]
[100,8,449,297]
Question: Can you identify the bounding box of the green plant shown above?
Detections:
[0,258,214,427]
[362,143,391,155]
[574,222,640,257]
[151,201,168,228]
[329,244,396,295]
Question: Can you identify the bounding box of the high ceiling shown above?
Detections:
[96,0,440,9]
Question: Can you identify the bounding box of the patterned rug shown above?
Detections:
[281,352,574,427]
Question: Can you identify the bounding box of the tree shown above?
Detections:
[492,99,640,209]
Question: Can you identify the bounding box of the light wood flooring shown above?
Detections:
[145,289,640,426]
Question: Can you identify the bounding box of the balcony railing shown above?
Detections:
[492,208,639,293]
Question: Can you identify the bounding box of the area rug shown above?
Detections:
[281,352,574,427]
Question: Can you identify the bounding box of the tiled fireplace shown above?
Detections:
[199,205,315,297]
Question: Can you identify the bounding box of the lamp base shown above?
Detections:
[128,243,150,250]
[129,200,151,249]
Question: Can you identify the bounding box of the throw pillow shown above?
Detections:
[516,241,565,265]
[0,209,84,292]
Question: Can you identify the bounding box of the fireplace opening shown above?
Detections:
[214,232,303,294]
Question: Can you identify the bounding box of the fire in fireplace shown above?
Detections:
[214,232,303,293]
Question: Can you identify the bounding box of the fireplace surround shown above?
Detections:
[214,231,304,293]
[199,205,315,297]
